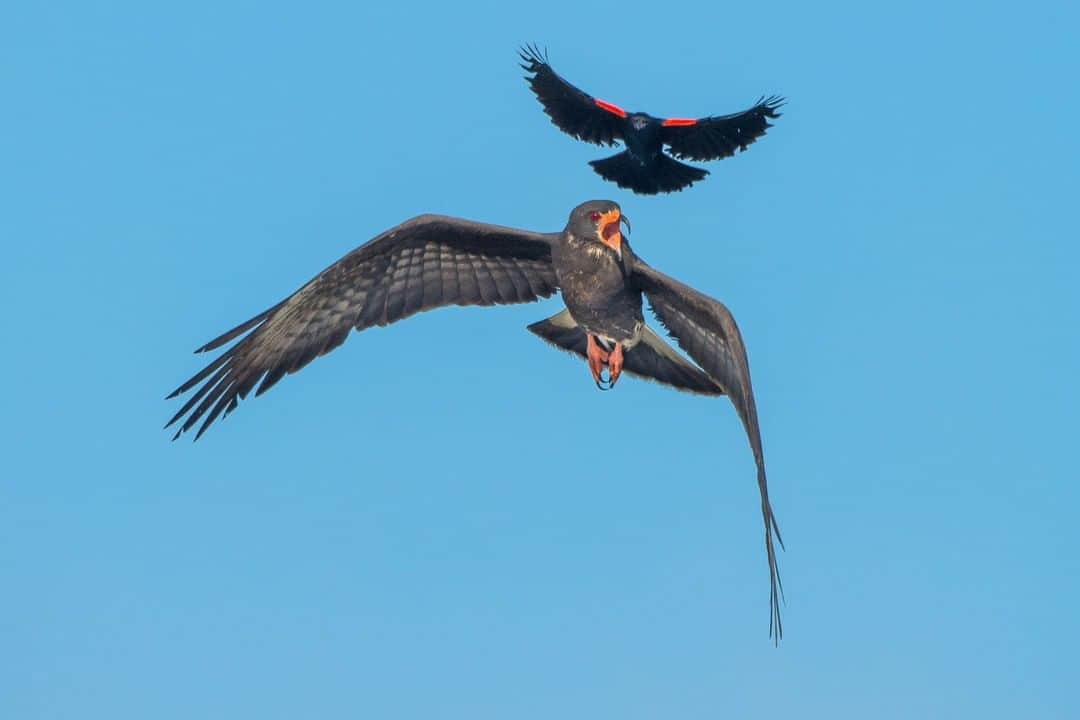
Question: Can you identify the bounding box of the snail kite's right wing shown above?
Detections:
[166,215,558,440]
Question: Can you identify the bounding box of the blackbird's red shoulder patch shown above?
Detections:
[661,118,698,127]
[593,99,627,118]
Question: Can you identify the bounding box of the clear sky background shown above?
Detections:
[3,1,1078,718]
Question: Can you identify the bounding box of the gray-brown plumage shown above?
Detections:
[166,200,784,642]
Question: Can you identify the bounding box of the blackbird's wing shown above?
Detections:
[519,45,626,147]
[167,215,558,439]
[661,96,784,162]
[632,254,785,643]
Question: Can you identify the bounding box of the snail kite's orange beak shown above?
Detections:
[596,208,630,259]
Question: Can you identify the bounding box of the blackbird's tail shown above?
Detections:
[589,150,708,195]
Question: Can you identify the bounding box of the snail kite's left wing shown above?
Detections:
[631,256,785,643]
[661,96,784,162]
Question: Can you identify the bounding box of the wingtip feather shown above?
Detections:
[518,43,548,71]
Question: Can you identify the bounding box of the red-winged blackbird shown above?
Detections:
[520,45,784,195]
[166,200,784,643]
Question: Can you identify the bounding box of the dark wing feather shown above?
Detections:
[631,255,785,644]
[519,45,624,147]
[661,96,784,162]
[166,215,558,440]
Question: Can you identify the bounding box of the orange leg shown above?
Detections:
[586,334,610,389]
[607,342,624,388]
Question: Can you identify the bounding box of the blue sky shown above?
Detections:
[3,0,1078,718]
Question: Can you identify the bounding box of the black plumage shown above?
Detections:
[520,45,783,194]
[166,200,784,642]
